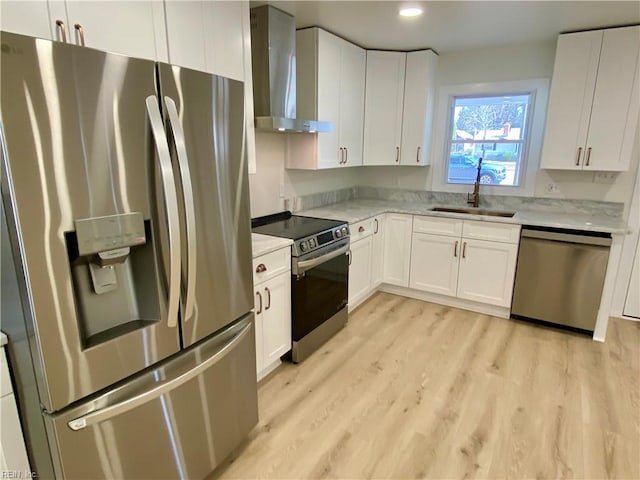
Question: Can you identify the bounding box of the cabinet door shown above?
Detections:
[339,40,366,167]
[540,30,602,170]
[585,25,640,171]
[371,216,386,287]
[410,233,460,296]
[316,29,343,168]
[383,214,413,287]
[164,1,206,71]
[65,1,164,61]
[0,395,31,474]
[0,0,53,40]
[202,1,244,80]
[400,50,438,166]
[349,236,373,307]
[363,51,406,165]
[262,272,292,367]
[457,239,518,307]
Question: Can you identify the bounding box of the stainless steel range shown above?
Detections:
[252,212,350,362]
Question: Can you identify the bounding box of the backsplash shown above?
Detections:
[294,186,624,218]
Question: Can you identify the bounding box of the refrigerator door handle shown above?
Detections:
[67,317,253,431]
[163,96,197,322]
[145,96,181,328]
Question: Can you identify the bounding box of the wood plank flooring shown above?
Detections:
[213,292,640,479]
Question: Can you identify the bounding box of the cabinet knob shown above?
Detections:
[256,263,267,273]
[358,226,365,233]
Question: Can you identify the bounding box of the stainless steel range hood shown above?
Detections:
[250,5,332,133]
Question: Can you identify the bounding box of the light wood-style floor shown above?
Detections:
[214,292,640,480]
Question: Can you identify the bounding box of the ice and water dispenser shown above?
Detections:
[65,212,162,348]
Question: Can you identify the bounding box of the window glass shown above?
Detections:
[446,94,531,186]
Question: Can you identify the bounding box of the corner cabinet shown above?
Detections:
[363,50,438,166]
[541,26,640,171]
[253,246,292,380]
[287,28,366,169]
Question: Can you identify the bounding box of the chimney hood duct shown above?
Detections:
[250,5,332,133]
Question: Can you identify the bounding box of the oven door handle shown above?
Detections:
[296,244,350,274]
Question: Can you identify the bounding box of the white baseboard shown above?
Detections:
[377,284,511,319]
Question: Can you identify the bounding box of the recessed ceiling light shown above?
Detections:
[399,6,423,17]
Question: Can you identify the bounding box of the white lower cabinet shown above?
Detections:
[409,217,520,308]
[348,235,373,308]
[1,348,30,474]
[410,233,459,296]
[253,246,292,380]
[456,238,519,307]
[383,214,413,287]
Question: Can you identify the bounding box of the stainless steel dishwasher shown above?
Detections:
[511,226,612,333]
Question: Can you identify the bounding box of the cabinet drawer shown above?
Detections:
[350,218,375,242]
[253,247,291,285]
[462,220,521,244]
[1,349,12,398]
[413,215,463,237]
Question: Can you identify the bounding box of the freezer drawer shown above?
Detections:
[511,228,611,332]
[45,314,258,479]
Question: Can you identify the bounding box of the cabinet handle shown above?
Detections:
[585,147,592,167]
[74,23,85,46]
[265,287,271,310]
[256,291,263,314]
[256,263,267,273]
[347,249,352,266]
[575,147,582,166]
[416,146,421,163]
[374,218,379,234]
[55,20,67,43]
[345,147,348,164]
[454,240,459,257]
[462,242,467,259]
[395,146,400,163]
[338,147,344,164]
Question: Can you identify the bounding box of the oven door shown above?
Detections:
[291,241,349,341]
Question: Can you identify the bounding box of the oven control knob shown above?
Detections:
[342,227,348,236]
[335,229,342,238]
[309,238,317,248]
[300,241,308,252]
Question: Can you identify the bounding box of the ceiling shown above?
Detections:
[251,1,640,53]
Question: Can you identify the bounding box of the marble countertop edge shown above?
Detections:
[252,233,294,258]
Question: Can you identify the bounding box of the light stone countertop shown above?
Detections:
[252,233,293,258]
[298,199,629,234]
[1,332,7,347]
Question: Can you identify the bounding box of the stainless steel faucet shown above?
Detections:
[467,157,483,208]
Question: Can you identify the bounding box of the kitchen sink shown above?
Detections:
[430,207,516,218]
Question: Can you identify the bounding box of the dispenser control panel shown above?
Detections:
[75,212,146,256]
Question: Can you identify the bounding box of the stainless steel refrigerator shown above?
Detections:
[0,31,257,479]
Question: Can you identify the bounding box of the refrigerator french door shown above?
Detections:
[0,31,257,479]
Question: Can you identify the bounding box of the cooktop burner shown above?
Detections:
[252,211,346,240]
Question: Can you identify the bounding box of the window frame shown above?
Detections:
[431,79,549,197]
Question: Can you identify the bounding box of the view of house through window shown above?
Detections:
[446,94,532,186]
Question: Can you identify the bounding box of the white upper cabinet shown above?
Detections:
[363,51,407,166]
[288,28,366,169]
[64,1,166,61]
[0,0,53,40]
[541,26,640,171]
[164,0,245,79]
[400,50,438,166]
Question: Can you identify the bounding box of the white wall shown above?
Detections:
[248,132,361,217]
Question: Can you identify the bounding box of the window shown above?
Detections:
[446,94,533,186]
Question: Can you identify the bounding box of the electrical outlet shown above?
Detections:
[593,172,617,184]
[546,182,559,193]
